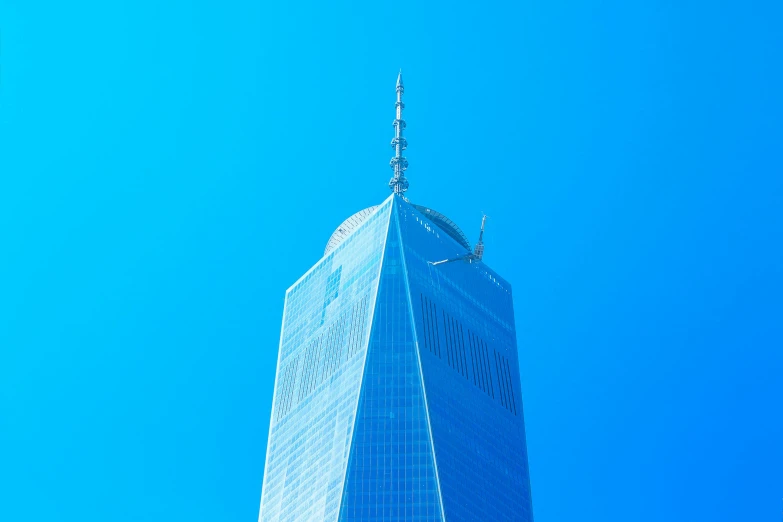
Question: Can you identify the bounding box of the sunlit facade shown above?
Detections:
[258,195,534,521]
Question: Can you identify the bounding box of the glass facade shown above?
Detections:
[259,195,534,522]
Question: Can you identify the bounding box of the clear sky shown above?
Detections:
[1,1,781,521]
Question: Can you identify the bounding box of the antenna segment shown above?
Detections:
[429,215,489,266]
[389,71,409,196]
[474,215,488,260]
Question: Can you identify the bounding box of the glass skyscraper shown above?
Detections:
[258,74,534,522]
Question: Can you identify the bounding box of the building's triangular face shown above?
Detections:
[259,195,533,522]
[259,198,393,522]
[339,207,444,522]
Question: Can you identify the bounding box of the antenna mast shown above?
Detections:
[430,215,488,266]
[389,71,409,196]
[474,215,488,260]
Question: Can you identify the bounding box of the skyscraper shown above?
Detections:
[258,73,534,522]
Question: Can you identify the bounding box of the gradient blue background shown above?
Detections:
[1,1,781,521]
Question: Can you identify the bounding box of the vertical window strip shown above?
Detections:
[338,313,346,370]
[441,310,447,363]
[361,295,368,352]
[278,355,297,421]
[468,330,478,387]
[331,322,339,378]
[454,319,464,375]
[286,360,297,416]
[448,315,456,370]
[500,354,511,413]
[501,356,512,413]
[428,298,435,355]
[340,311,349,364]
[352,298,361,358]
[453,317,460,374]
[422,295,428,352]
[477,336,486,393]
[453,318,460,374]
[288,355,300,415]
[454,317,461,375]
[501,353,509,409]
[336,319,342,373]
[476,332,487,393]
[313,332,325,392]
[274,365,285,419]
[494,350,504,408]
[432,301,441,358]
[330,315,340,376]
[352,297,363,359]
[349,301,358,360]
[456,322,463,377]
[330,315,343,378]
[297,342,310,402]
[347,301,357,360]
[274,365,286,421]
[305,339,315,396]
[360,295,369,353]
[331,320,338,376]
[324,324,334,382]
[442,311,451,368]
[311,337,321,393]
[459,323,468,380]
[420,294,428,354]
[498,353,508,411]
[484,340,494,399]
[359,295,367,353]
[310,336,321,394]
[423,295,434,356]
[429,298,436,355]
[279,365,289,420]
[278,364,289,420]
[504,356,517,415]
[318,330,328,385]
[448,313,455,369]
[285,367,291,417]
[503,356,511,412]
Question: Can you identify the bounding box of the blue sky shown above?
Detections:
[1,1,781,521]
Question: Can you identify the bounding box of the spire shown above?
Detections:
[389,70,409,196]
